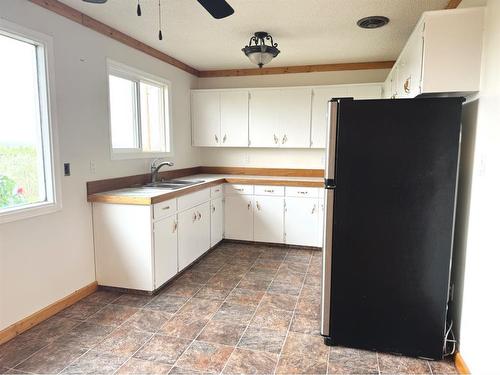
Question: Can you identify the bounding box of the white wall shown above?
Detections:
[196,70,389,169]
[0,0,199,331]
[458,0,500,372]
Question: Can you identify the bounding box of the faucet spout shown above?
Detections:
[151,159,174,183]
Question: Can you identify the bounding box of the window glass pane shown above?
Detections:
[109,74,138,149]
[140,81,166,152]
[0,33,47,211]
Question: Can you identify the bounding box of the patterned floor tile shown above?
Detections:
[120,309,172,332]
[62,350,128,374]
[85,304,139,327]
[289,314,320,335]
[194,286,232,301]
[144,294,189,313]
[250,305,293,332]
[133,334,191,364]
[176,340,233,373]
[378,353,431,374]
[95,327,152,357]
[429,359,458,374]
[197,320,247,346]
[57,300,106,320]
[260,292,298,311]
[82,290,122,305]
[276,352,328,374]
[328,347,378,374]
[116,358,171,374]
[111,293,154,307]
[57,321,115,349]
[222,348,278,374]
[225,288,265,307]
[212,302,256,325]
[237,326,286,354]
[14,341,86,374]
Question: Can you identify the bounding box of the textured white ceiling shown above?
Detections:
[59,0,450,70]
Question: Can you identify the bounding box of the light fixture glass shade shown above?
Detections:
[242,32,280,68]
[248,51,274,67]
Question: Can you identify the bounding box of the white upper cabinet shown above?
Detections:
[249,88,312,148]
[311,86,348,149]
[310,84,382,148]
[248,89,281,147]
[192,90,249,147]
[192,91,220,146]
[278,88,312,148]
[384,7,484,98]
[220,91,249,147]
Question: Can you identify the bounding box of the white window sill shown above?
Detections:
[110,150,173,161]
[0,201,62,224]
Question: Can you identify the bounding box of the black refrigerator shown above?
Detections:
[320,97,463,360]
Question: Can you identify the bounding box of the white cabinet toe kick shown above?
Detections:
[92,183,323,292]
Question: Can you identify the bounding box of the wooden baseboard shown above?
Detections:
[455,352,470,374]
[0,281,98,345]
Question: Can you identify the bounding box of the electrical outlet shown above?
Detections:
[90,160,96,174]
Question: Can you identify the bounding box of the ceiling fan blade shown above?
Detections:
[82,0,108,3]
[196,0,234,19]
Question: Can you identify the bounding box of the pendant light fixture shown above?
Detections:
[242,32,280,68]
[137,0,142,16]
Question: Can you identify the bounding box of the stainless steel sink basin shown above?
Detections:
[143,179,205,189]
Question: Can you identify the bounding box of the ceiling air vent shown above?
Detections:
[357,16,390,29]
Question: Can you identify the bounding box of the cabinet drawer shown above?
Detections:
[178,188,210,211]
[286,187,320,198]
[210,185,223,198]
[254,185,284,197]
[225,184,253,195]
[153,198,177,220]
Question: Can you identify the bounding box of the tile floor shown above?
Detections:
[0,242,458,374]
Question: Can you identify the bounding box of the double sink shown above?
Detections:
[142,179,205,190]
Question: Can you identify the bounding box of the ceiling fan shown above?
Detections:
[82,0,235,20]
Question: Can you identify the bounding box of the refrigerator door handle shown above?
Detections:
[324,100,339,185]
[321,188,335,337]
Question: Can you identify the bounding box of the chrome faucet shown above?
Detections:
[151,159,174,183]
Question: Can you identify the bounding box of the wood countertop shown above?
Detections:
[87,174,324,205]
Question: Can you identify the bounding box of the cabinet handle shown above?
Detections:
[273,134,279,144]
[404,77,411,93]
[282,134,288,144]
[264,189,274,193]
[311,204,316,214]
[256,201,261,211]
[298,191,308,195]
[214,189,220,193]
[215,134,219,143]
[223,134,227,143]
[235,188,244,192]
[172,221,178,233]
[162,206,170,210]
[197,211,202,220]
[193,212,197,222]
[247,201,251,210]
[212,205,216,213]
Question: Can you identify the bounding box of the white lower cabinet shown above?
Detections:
[225,194,254,241]
[285,197,320,247]
[153,215,178,289]
[210,197,224,247]
[254,196,285,244]
[178,202,210,271]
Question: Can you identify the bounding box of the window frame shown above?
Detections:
[0,19,62,224]
[106,59,173,160]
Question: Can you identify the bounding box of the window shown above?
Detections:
[107,61,172,158]
[0,21,60,223]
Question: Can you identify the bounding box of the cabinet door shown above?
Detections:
[254,196,284,244]
[210,197,224,247]
[397,25,424,98]
[284,198,320,247]
[220,91,249,147]
[348,85,382,99]
[192,91,220,146]
[249,90,280,147]
[279,88,312,148]
[224,195,254,241]
[311,86,349,149]
[153,215,178,288]
[178,203,210,270]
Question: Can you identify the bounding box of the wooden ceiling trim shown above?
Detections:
[29,0,200,76]
[198,61,396,78]
[445,0,463,9]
